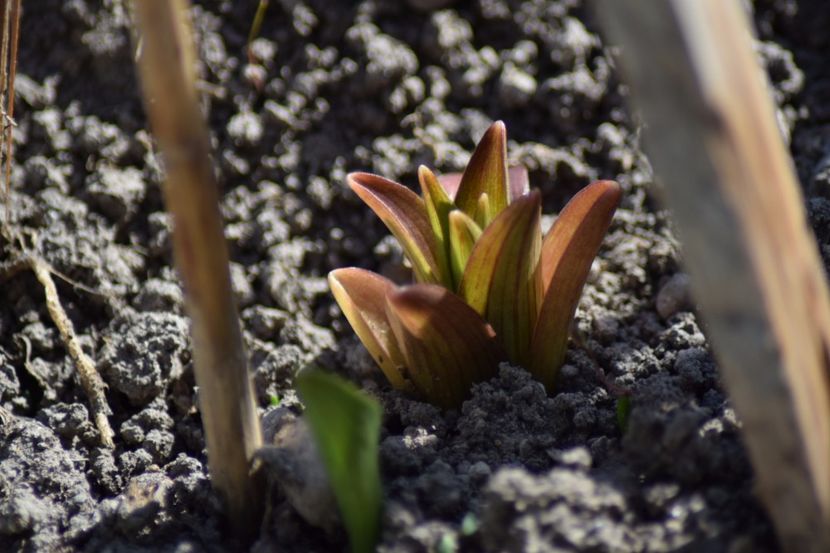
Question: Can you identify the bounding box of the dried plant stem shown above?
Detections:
[0,2,111,445]
[594,1,830,551]
[0,0,19,218]
[4,0,19,201]
[246,0,270,63]
[0,0,11,198]
[30,257,115,447]
[132,0,263,537]
[1,256,115,447]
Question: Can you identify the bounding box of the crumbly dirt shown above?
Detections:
[0,0,822,551]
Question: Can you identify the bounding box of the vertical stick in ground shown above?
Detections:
[132,0,264,537]
[593,1,830,551]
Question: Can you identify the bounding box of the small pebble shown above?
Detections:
[656,273,692,319]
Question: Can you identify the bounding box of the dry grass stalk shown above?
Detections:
[30,257,115,447]
[0,1,115,447]
[0,0,19,217]
[593,1,830,551]
[0,255,116,448]
[132,0,264,536]
[3,0,19,203]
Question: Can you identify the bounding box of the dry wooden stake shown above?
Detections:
[132,0,264,537]
[593,1,830,551]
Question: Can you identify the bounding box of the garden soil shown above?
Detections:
[0,0,826,551]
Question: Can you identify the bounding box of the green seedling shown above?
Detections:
[460,512,479,536]
[330,121,621,407]
[296,368,382,553]
[438,533,458,553]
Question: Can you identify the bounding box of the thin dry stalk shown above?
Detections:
[593,1,830,551]
[30,257,115,447]
[246,0,270,64]
[0,1,116,445]
[4,0,20,200]
[0,0,11,212]
[132,0,263,537]
[1,256,116,447]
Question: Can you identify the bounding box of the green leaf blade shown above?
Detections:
[385,284,506,408]
[418,165,456,289]
[328,268,413,393]
[454,121,509,219]
[459,191,542,364]
[296,369,382,553]
[474,193,492,228]
[348,172,441,284]
[448,210,482,290]
[530,180,622,389]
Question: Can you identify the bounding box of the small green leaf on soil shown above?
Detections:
[438,533,458,553]
[296,368,382,553]
[461,512,479,536]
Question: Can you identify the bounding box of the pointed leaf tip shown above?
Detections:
[418,165,455,288]
[530,179,622,390]
[328,268,412,393]
[347,172,441,284]
[538,179,622,294]
[448,209,482,288]
[386,284,505,408]
[441,161,526,203]
[455,121,509,220]
[296,368,381,553]
[474,193,491,228]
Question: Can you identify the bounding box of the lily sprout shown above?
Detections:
[330,121,621,407]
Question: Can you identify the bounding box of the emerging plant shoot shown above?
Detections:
[330,122,621,407]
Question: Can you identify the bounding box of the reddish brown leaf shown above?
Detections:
[444,165,527,204]
[437,173,463,201]
[454,121,509,220]
[459,191,542,364]
[348,172,440,284]
[385,284,506,408]
[329,268,413,393]
[530,180,622,389]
